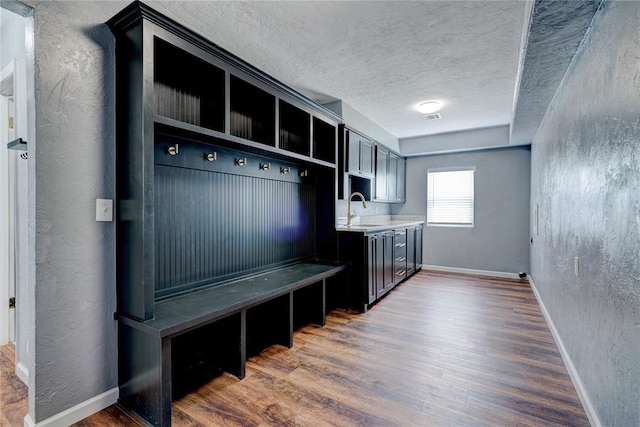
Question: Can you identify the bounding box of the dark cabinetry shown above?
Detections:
[387,152,406,203]
[373,143,406,203]
[338,224,423,312]
[108,3,344,425]
[347,128,375,176]
[374,145,389,201]
[109,1,342,321]
[375,231,395,298]
[406,225,423,276]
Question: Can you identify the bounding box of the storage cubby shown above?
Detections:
[230,76,276,146]
[154,38,225,131]
[279,100,311,156]
[313,117,336,163]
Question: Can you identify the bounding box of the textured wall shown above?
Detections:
[26,0,122,421]
[393,147,530,274]
[530,1,640,425]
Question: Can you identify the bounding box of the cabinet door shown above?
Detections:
[375,146,389,201]
[406,227,416,276]
[360,138,375,176]
[367,235,377,304]
[388,154,398,201]
[396,156,406,202]
[347,131,361,173]
[378,232,395,296]
[416,225,423,270]
[374,233,385,298]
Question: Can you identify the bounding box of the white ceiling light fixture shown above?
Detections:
[417,100,442,114]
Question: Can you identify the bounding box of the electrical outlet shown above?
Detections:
[96,199,113,222]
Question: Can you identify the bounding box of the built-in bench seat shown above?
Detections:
[116,259,348,427]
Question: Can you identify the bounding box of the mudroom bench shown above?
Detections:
[116,260,347,427]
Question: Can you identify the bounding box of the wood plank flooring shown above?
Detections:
[1,271,589,426]
[0,344,28,427]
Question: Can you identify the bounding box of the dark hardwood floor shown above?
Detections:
[1,271,589,426]
[0,344,27,427]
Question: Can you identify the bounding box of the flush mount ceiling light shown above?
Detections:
[417,100,442,114]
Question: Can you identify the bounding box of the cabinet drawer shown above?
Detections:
[394,230,406,244]
[394,245,406,259]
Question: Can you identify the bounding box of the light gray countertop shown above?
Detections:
[335,215,425,233]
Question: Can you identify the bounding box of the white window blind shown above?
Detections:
[427,169,474,226]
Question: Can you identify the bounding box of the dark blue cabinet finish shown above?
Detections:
[108,2,344,426]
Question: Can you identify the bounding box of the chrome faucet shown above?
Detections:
[347,191,367,226]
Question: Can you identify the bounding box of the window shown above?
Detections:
[427,169,474,226]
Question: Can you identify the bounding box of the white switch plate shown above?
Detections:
[96,199,113,222]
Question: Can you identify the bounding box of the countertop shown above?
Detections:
[335,215,425,233]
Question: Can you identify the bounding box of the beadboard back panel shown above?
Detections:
[154,136,317,299]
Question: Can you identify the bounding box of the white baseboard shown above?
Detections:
[24,387,118,427]
[15,361,28,385]
[423,264,522,280]
[527,276,601,427]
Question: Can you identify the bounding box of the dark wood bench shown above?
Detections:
[115,260,348,427]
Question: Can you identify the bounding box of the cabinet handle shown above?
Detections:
[396,270,406,276]
[396,257,406,262]
[395,243,406,247]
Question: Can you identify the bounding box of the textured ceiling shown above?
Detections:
[155,1,528,139]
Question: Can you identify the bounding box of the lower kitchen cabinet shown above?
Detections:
[338,224,423,312]
[376,231,395,298]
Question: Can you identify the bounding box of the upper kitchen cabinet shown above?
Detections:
[388,152,406,203]
[374,145,389,201]
[345,127,375,177]
[374,145,406,203]
[338,123,407,202]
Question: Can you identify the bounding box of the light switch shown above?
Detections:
[96,199,113,222]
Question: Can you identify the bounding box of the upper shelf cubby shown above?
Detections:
[109,1,341,168]
[230,75,276,147]
[313,117,336,164]
[154,38,225,132]
[279,100,311,156]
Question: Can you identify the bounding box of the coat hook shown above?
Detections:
[280,167,290,174]
[260,162,271,171]
[204,152,217,161]
[299,169,308,177]
[167,144,179,156]
[235,157,247,166]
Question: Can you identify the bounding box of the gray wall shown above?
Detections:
[400,124,510,156]
[24,0,123,421]
[393,147,530,274]
[529,1,639,425]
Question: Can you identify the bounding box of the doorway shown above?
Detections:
[1,3,31,386]
[0,67,17,346]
